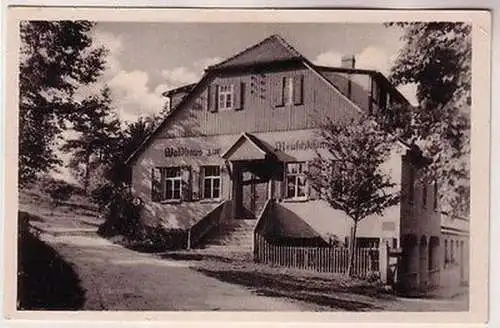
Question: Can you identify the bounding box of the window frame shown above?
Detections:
[286,76,294,105]
[218,84,234,110]
[284,161,308,201]
[161,167,182,202]
[280,76,294,106]
[201,165,221,200]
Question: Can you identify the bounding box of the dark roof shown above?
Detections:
[162,83,196,97]
[315,65,411,107]
[313,65,377,75]
[208,34,303,70]
[125,35,411,165]
[220,132,297,162]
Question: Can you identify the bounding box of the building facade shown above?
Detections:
[126,35,468,293]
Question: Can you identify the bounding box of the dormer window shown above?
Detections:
[218,85,234,110]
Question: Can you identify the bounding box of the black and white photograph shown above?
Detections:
[2,7,491,323]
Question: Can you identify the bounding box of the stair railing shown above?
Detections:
[187,200,231,249]
[252,199,274,255]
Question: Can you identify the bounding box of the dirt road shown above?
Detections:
[39,233,320,311]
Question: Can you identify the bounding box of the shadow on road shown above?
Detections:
[194,263,393,311]
[17,211,85,310]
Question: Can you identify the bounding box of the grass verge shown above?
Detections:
[161,250,394,311]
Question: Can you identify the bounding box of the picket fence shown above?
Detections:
[254,233,380,277]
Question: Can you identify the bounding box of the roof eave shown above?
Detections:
[124,75,209,165]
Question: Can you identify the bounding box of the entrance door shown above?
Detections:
[242,171,267,219]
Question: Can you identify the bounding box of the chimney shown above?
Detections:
[341,55,355,99]
[341,54,356,69]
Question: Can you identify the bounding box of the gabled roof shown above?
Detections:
[207,34,303,70]
[162,83,196,97]
[221,132,297,162]
[124,35,381,165]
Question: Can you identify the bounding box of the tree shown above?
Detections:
[92,116,158,236]
[91,115,158,207]
[387,22,471,216]
[62,86,121,193]
[19,21,107,186]
[308,115,399,276]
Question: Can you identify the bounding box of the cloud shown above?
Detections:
[108,70,165,122]
[313,51,342,67]
[195,56,223,69]
[79,31,167,123]
[355,46,396,76]
[160,56,223,91]
[91,30,124,79]
[161,66,199,87]
[314,46,394,74]
[314,46,417,105]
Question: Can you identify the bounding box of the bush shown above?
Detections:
[96,183,189,252]
[42,179,80,207]
[128,226,188,253]
[96,186,142,237]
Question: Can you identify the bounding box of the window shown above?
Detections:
[285,162,307,199]
[202,165,221,199]
[162,167,182,201]
[281,77,294,105]
[218,85,233,110]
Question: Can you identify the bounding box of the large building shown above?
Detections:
[125,35,468,293]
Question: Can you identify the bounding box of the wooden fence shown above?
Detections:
[254,233,379,277]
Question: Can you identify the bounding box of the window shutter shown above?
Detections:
[234,83,241,110]
[192,167,200,201]
[234,82,245,110]
[240,82,246,109]
[279,164,287,200]
[293,75,304,105]
[199,166,205,199]
[181,166,192,201]
[275,76,285,107]
[151,167,162,202]
[306,161,317,200]
[208,85,218,112]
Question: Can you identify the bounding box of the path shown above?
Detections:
[39,233,319,311]
[20,201,468,312]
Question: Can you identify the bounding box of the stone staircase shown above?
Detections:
[198,219,256,254]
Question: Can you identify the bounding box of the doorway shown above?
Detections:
[231,160,279,220]
[242,170,268,218]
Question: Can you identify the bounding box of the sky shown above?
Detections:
[89,22,418,123]
[54,22,418,182]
